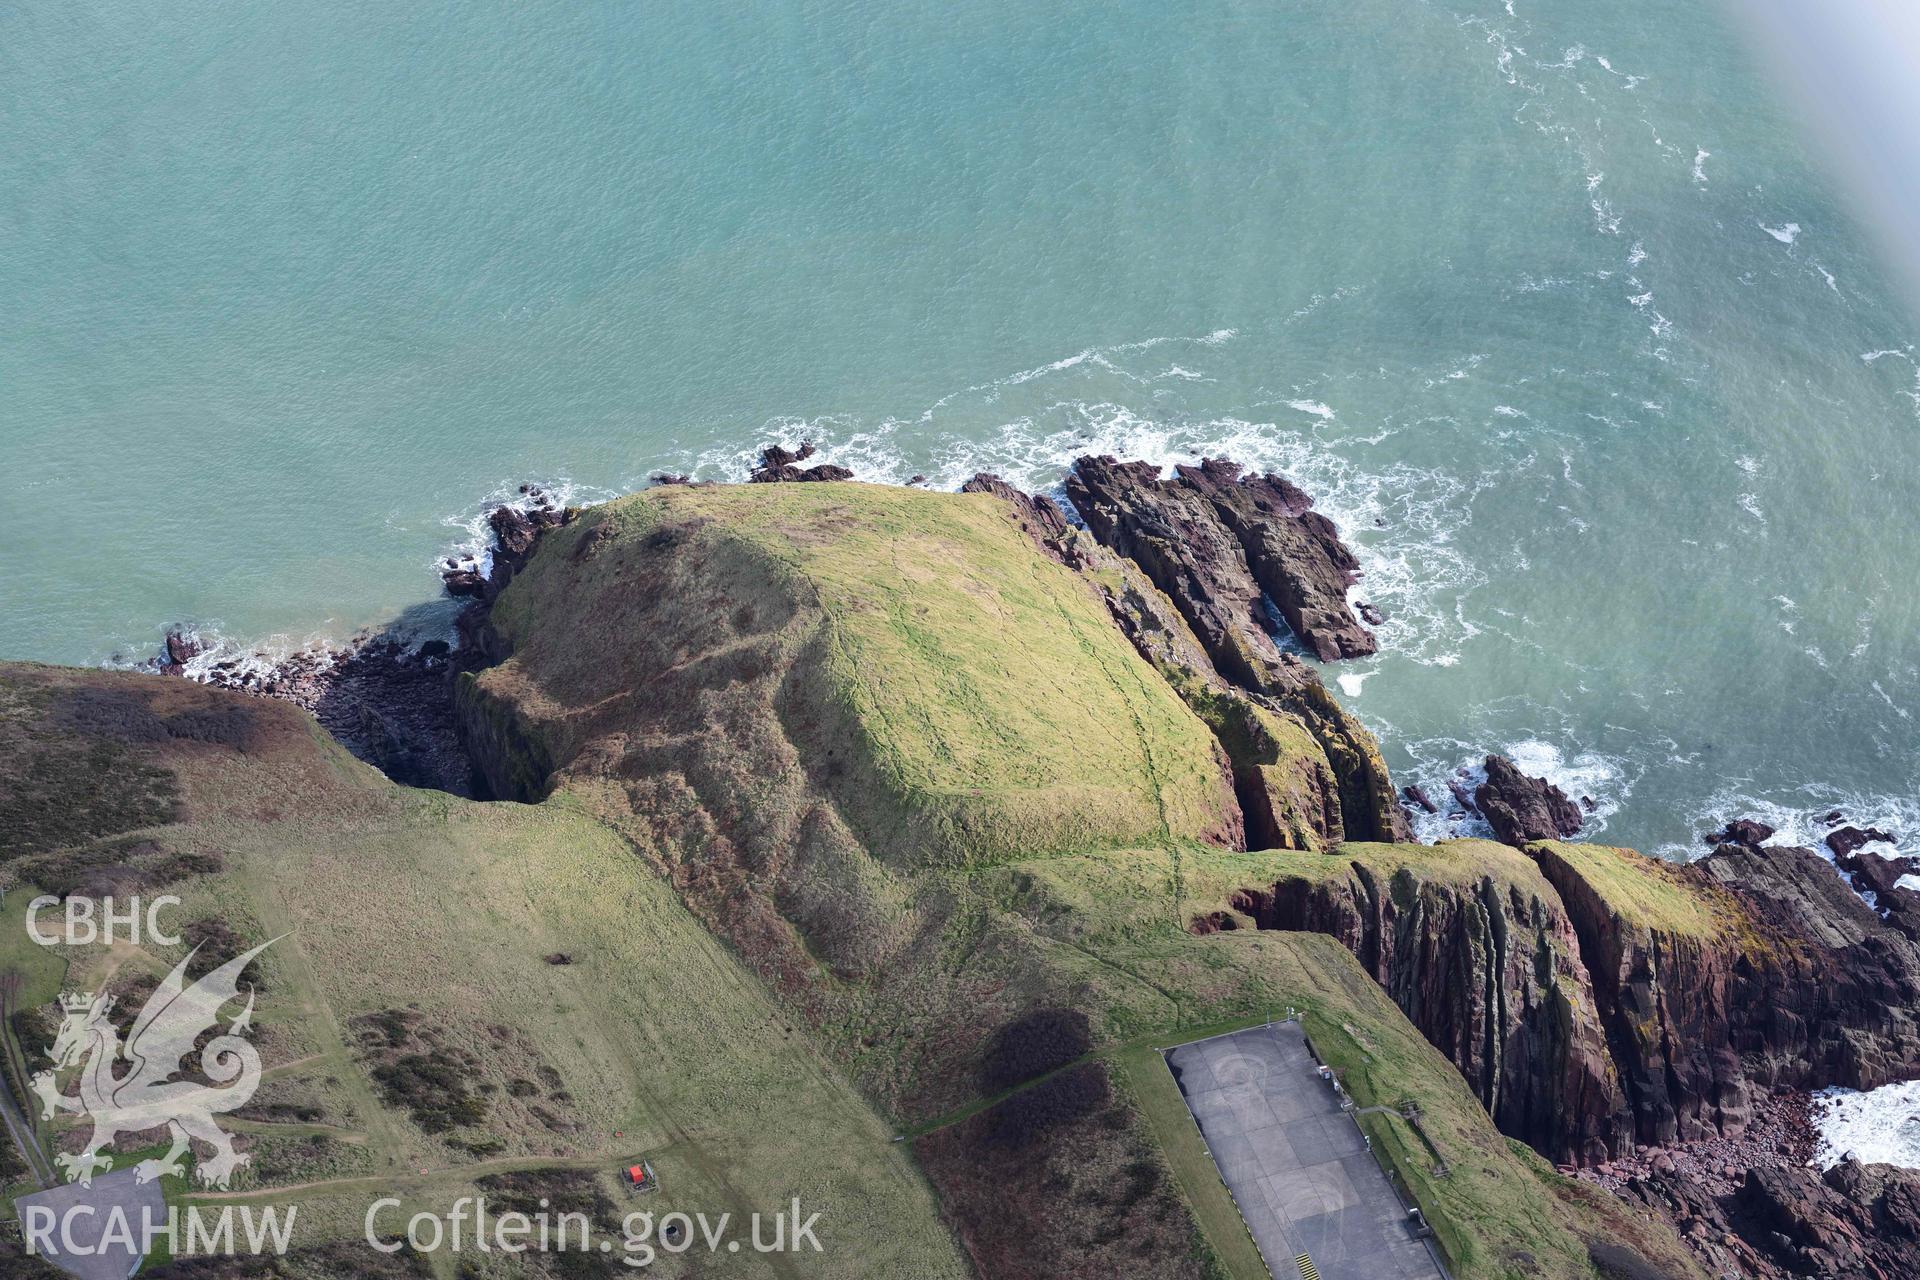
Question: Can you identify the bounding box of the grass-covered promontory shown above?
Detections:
[447,480,1702,1279]
[1,481,1708,1279]
[469,482,1239,867]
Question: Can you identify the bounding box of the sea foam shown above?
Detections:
[598,330,1491,673]
[1814,1081,1920,1170]
[1397,730,1634,847]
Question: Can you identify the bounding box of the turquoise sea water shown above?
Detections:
[5,1,1919,861]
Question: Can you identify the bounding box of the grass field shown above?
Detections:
[0,882,68,1197]
[0,885,69,1011]
[145,786,967,1278]
[221,791,961,1270]
[0,666,968,1278]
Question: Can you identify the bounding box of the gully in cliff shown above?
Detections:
[139,486,580,798]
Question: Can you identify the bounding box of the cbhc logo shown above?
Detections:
[26,895,183,946]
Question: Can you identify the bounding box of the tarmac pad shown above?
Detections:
[14,1168,167,1280]
[1166,1023,1443,1280]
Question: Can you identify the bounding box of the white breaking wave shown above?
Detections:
[567,330,1494,672]
[1814,1081,1920,1170]
[1662,786,1918,917]
[100,621,346,684]
[1397,731,1635,846]
[440,476,622,579]
[1676,787,1919,859]
[1761,220,1802,244]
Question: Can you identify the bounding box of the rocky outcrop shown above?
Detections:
[1180,684,1342,851]
[748,441,853,483]
[486,501,562,571]
[1705,817,1774,849]
[452,667,554,802]
[1063,455,1406,843]
[948,468,1400,850]
[1059,539,1328,851]
[1531,839,1920,1151]
[1475,754,1583,845]
[1622,1158,1920,1280]
[156,633,476,795]
[1828,823,1898,857]
[1067,456,1291,683]
[1167,456,1377,661]
[1576,1087,1816,1198]
[1835,845,1920,940]
[440,488,572,606]
[159,628,203,674]
[1695,839,1920,1087]
[1065,454,1375,667]
[960,473,1070,547]
[1221,850,1626,1163]
[156,486,579,797]
[1197,832,1920,1174]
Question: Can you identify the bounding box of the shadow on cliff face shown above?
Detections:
[156,598,481,798]
[304,628,476,797]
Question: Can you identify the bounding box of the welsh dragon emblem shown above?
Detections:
[30,939,275,1188]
